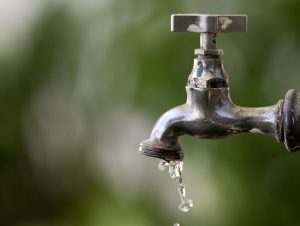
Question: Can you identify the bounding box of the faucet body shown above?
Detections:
[139,14,300,161]
[140,55,283,161]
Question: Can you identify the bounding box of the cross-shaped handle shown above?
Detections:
[171,14,247,55]
[171,14,247,33]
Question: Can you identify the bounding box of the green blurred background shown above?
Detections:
[2,0,300,225]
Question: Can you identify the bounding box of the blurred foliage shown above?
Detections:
[2,0,300,226]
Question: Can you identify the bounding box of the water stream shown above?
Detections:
[158,160,193,212]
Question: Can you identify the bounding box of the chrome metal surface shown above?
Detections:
[139,14,300,162]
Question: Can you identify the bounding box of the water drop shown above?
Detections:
[178,198,193,212]
[173,223,180,226]
[177,178,193,212]
[158,160,169,171]
[169,161,183,180]
[158,160,193,212]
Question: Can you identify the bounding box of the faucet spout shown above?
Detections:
[139,104,188,161]
[139,85,283,162]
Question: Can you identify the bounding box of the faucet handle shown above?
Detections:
[171,14,247,55]
[171,14,247,33]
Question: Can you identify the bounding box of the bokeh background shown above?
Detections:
[2,0,300,225]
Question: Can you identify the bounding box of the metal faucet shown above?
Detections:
[139,14,300,162]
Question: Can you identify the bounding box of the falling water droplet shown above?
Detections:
[158,160,193,213]
[176,174,193,212]
[173,223,180,226]
[158,160,169,171]
[169,161,183,180]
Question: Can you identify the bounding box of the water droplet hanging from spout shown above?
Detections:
[158,159,169,171]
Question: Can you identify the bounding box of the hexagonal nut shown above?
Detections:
[194,48,224,56]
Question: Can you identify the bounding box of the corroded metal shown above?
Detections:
[171,14,247,33]
[139,55,283,161]
[139,14,300,162]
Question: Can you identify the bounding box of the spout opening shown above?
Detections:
[139,140,183,162]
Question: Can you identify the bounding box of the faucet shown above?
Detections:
[139,14,300,162]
